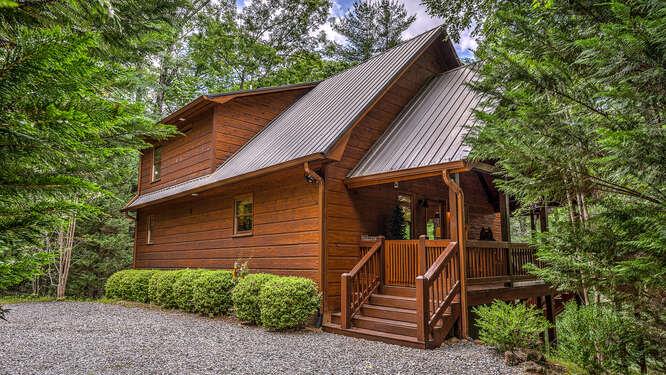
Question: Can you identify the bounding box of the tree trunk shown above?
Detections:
[56,217,76,299]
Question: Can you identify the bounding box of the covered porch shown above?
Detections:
[325,163,556,348]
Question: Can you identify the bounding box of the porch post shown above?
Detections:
[545,294,556,345]
[539,205,548,232]
[443,170,469,339]
[418,235,427,275]
[499,192,511,242]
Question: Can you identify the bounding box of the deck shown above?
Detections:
[324,238,561,348]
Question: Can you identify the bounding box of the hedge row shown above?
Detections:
[104,269,320,330]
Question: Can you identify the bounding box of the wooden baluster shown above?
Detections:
[418,235,427,276]
[379,237,385,286]
[341,273,351,329]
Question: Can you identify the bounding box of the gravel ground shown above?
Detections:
[0,302,519,375]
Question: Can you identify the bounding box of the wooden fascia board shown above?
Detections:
[323,28,446,160]
[344,160,469,188]
[122,153,327,211]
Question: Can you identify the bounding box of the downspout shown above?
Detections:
[304,162,326,327]
[442,169,469,339]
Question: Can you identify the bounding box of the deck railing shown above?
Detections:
[340,238,384,328]
[383,238,451,287]
[466,240,540,283]
[416,241,460,344]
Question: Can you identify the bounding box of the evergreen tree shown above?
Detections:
[425,0,665,371]
[333,0,416,62]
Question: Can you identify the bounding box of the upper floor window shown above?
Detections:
[152,147,162,182]
[147,214,156,244]
[234,194,253,236]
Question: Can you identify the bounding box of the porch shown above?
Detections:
[324,166,561,349]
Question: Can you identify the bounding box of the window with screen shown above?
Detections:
[152,147,161,182]
[147,214,156,244]
[234,194,253,235]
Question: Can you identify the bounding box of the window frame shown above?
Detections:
[233,193,254,237]
[147,214,156,245]
[151,146,162,182]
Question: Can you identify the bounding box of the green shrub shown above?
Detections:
[172,269,206,312]
[258,276,320,330]
[148,270,184,308]
[232,273,278,324]
[105,269,159,302]
[474,300,550,352]
[556,302,646,374]
[192,270,235,317]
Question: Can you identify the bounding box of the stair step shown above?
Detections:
[352,314,417,337]
[323,323,424,348]
[370,294,416,309]
[381,285,416,297]
[361,304,416,322]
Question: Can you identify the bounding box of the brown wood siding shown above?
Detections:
[140,110,214,193]
[212,89,310,168]
[134,166,321,283]
[324,43,452,312]
[460,173,502,241]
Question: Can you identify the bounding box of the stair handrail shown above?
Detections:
[416,241,461,344]
[340,237,384,329]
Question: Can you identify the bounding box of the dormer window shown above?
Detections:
[152,147,161,182]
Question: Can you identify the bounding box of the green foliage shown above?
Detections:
[557,303,650,374]
[333,0,416,62]
[148,270,184,308]
[386,205,407,240]
[192,270,235,317]
[474,300,550,352]
[172,269,206,312]
[258,276,320,330]
[0,251,53,291]
[425,0,666,370]
[104,269,158,302]
[232,273,278,324]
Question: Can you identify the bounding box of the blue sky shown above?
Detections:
[238,0,477,59]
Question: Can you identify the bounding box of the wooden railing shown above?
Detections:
[341,238,384,329]
[384,237,451,287]
[466,240,540,283]
[416,241,460,345]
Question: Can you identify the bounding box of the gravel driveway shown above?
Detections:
[0,302,519,375]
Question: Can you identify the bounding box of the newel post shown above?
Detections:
[418,234,427,275]
[415,275,428,342]
[340,273,351,329]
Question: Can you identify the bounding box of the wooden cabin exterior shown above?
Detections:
[124,27,568,348]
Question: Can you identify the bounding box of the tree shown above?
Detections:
[424,0,665,371]
[0,1,176,297]
[333,0,416,62]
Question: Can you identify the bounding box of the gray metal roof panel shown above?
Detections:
[126,27,443,210]
[348,64,480,179]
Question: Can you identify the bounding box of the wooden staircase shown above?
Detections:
[326,286,461,348]
[324,238,464,349]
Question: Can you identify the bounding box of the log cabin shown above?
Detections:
[123,27,569,348]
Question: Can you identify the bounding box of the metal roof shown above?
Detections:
[125,27,446,210]
[348,64,480,179]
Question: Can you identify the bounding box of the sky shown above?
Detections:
[237,0,477,59]
[326,0,477,59]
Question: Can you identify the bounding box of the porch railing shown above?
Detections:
[341,238,384,329]
[383,237,452,287]
[416,241,460,345]
[466,240,540,283]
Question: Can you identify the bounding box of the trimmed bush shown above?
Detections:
[474,300,550,352]
[172,269,206,312]
[148,270,183,308]
[258,276,320,330]
[192,270,235,317]
[232,273,278,324]
[105,269,159,302]
[556,302,645,374]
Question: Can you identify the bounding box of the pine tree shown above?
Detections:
[333,0,416,63]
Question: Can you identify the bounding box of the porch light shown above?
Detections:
[393,181,399,189]
[191,193,199,196]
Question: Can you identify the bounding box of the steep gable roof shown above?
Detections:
[125,26,451,210]
[348,64,480,180]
